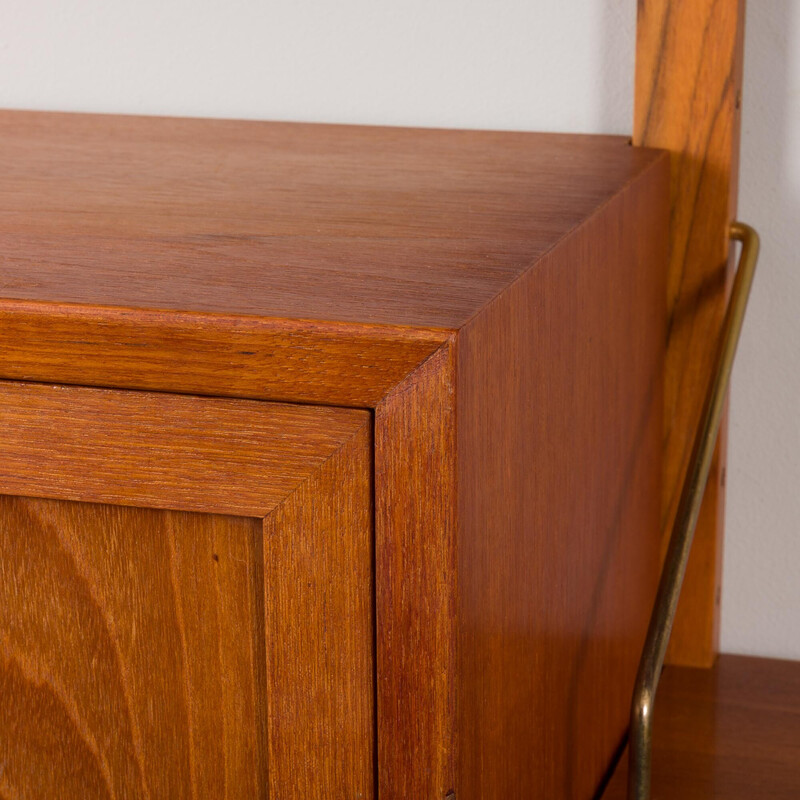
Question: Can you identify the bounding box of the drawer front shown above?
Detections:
[0,381,373,799]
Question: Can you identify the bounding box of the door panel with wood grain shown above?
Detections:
[0,382,374,800]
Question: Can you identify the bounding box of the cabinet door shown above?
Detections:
[0,381,374,800]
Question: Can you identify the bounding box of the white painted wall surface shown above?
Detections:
[722,1,800,661]
[1,1,796,658]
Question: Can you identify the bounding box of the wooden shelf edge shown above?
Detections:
[603,654,800,799]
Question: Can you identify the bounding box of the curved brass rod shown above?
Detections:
[627,221,760,800]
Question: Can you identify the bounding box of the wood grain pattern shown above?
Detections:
[455,156,668,798]
[635,0,746,667]
[0,498,267,800]
[0,380,368,516]
[603,655,800,798]
[0,383,374,799]
[0,109,674,797]
[0,111,664,407]
[0,110,663,329]
[375,344,458,800]
[0,301,445,408]
[372,154,669,799]
[264,422,374,799]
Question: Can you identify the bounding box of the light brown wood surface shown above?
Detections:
[0,302,445,407]
[0,382,374,799]
[603,655,800,798]
[0,110,664,407]
[0,499,267,800]
[374,153,669,798]
[0,109,673,798]
[262,421,374,798]
[375,344,458,800]
[0,380,367,516]
[635,0,746,667]
[454,155,668,798]
[0,111,664,329]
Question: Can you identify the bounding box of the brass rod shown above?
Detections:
[627,221,760,800]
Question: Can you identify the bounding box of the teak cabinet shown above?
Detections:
[0,111,669,799]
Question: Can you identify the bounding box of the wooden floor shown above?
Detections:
[603,655,800,799]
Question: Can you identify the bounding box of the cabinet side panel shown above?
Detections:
[375,345,458,800]
[263,423,375,799]
[456,160,668,798]
[0,497,266,800]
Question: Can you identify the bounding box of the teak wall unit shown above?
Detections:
[0,110,668,798]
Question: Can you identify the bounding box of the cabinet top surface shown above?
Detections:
[0,110,662,331]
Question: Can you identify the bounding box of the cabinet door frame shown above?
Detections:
[0,380,374,799]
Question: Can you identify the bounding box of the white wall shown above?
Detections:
[723,1,800,661]
[1,1,796,659]
[2,0,635,133]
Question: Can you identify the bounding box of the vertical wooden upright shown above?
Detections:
[634,0,746,667]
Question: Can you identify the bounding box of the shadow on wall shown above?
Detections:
[723,0,800,659]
